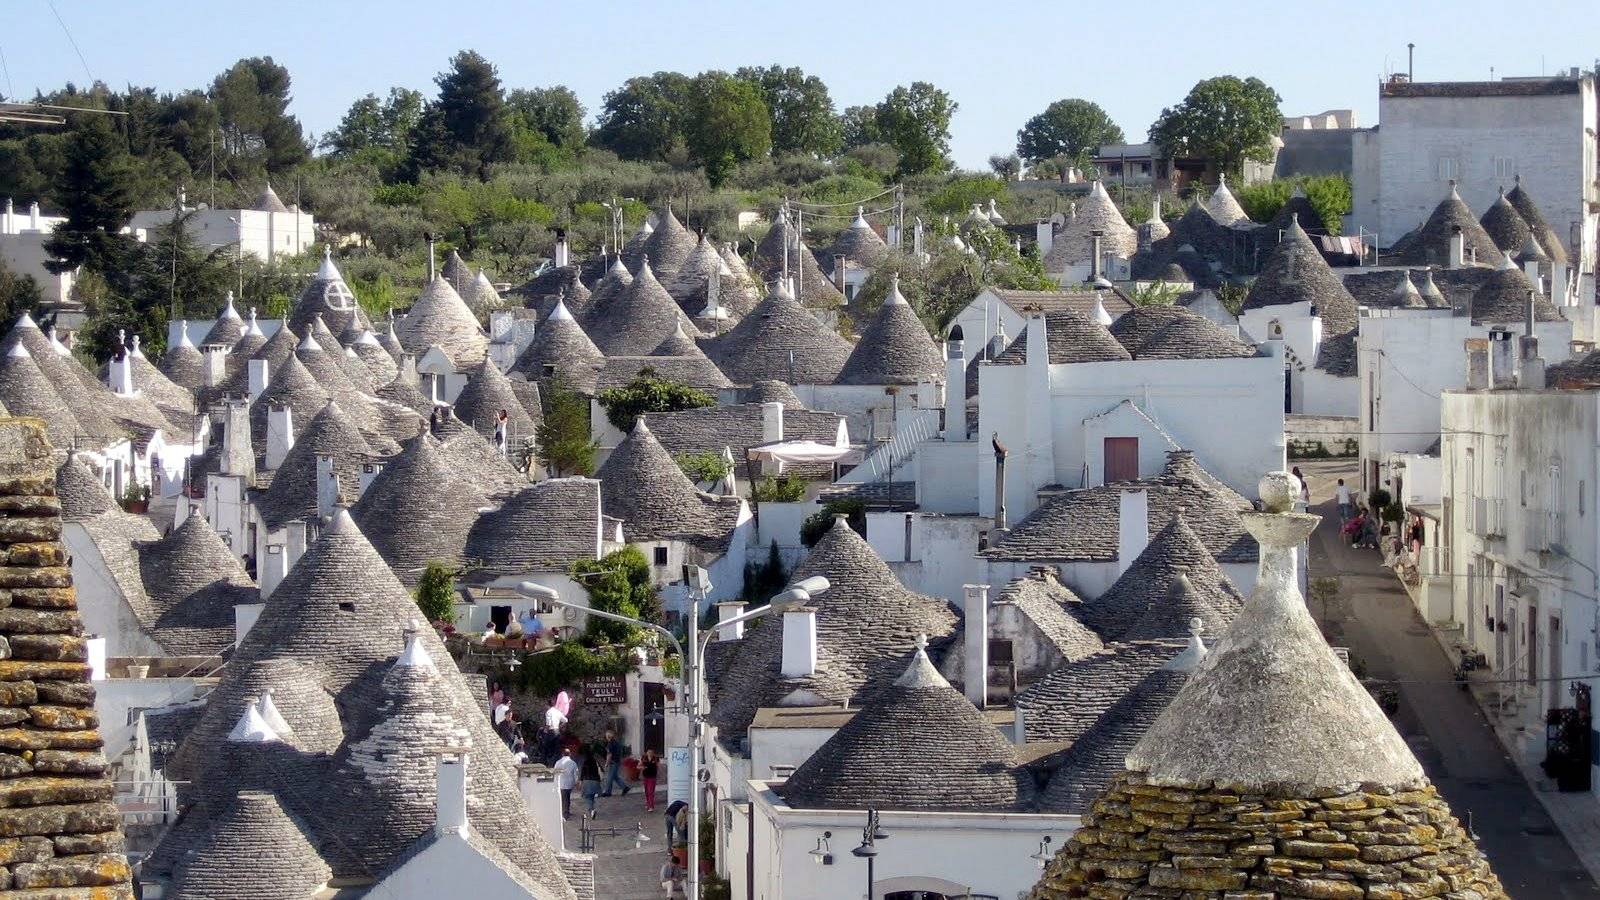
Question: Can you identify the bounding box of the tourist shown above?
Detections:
[664,798,687,846]
[660,853,683,897]
[1291,466,1310,505]
[1336,478,1352,522]
[579,750,602,818]
[599,729,630,797]
[553,748,578,820]
[640,749,660,811]
[493,696,511,726]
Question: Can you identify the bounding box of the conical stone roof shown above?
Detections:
[827,208,889,269]
[651,322,707,358]
[1479,188,1531,255]
[638,204,697,276]
[465,269,506,321]
[752,211,845,309]
[708,517,959,738]
[349,332,399,386]
[0,342,81,444]
[1389,183,1502,267]
[779,638,1035,812]
[257,401,376,528]
[167,790,330,900]
[1029,474,1506,899]
[1204,174,1251,226]
[396,276,489,370]
[2,316,123,440]
[836,276,943,385]
[453,359,538,444]
[703,282,852,384]
[249,350,332,449]
[253,183,291,213]
[376,372,435,418]
[139,515,258,655]
[1078,513,1244,641]
[1044,181,1137,271]
[1470,255,1562,325]
[352,433,487,583]
[1506,176,1568,267]
[289,249,365,338]
[57,451,113,521]
[441,249,472,297]
[510,299,603,393]
[160,325,206,390]
[597,420,741,553]
[202,293,245,346]
[1242,214,1359,374]
[159,511,576,897]
[587,257,700,356]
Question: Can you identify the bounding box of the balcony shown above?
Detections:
[1419,545,1451,577]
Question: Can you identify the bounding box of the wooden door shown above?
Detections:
[1104,437,1139,484]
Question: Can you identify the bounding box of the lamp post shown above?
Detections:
[515,573,829,900]
[852,807,889,900]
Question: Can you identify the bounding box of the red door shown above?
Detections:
[1104,437,1139,483]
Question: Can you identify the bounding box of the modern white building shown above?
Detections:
[0,199,72,303]
[129,184,316,263]
[1350,73,1598,302]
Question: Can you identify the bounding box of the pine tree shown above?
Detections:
[409,51,514,178]
[44,116,137,274]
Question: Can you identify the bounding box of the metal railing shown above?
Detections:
[1420,545,1451,577]
[114,778,186,825]
[838,408,940,484]
[1472,497,1505,537]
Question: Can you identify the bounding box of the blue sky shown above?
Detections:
[3,0,1594,169]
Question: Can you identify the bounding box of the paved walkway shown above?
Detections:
[1298,460,1599,899]
[562,779,679,900]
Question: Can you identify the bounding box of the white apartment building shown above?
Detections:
[0,199,72,303]
[1439,335,1600,790]
[129,184,315,263]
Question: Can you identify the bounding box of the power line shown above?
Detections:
[46,0,93,84]
[0,43,14,99]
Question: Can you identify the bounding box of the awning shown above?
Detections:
[747,440,862,465]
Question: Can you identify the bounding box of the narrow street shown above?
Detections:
[562,779,680,899]
[1299,460,1600,899]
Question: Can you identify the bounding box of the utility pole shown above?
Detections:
[209,129,216,207]
[169,185,180,320]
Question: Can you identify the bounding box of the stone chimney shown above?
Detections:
[201,344,228,388]
[1464,337,1490,390]
[1488,328,1516,390]
[315,455,339,521]
[265,405,294,470]
[435,752,470,836]
[1117,489,1150,576]
[1518,292,1545,388]
[0,417,133,892]
[221,398,255,482]
[780,607,818,677]
[944,325,965,439]
[963,584,990,707]
[1089,230,1104,283]
[1448,224,1465,269]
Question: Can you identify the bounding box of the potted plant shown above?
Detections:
[121,483,150,514]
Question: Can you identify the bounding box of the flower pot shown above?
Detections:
[126,665,149,679]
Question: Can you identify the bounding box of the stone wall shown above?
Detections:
[0,417,132,897]
[1030,770,1504,900]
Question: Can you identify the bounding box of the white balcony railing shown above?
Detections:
[1472,497,1505,537]
[1420,545,1451,577]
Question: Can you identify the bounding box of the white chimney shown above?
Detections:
[554,229,570,268]
[28,201,40,230]
[172,498,192,530]
[943,326,965,440]
[285,521,309,571]
[435,752,470,836]
[912,217,925,258]
[265,404,294,470]
[1553,263,1570,307]
[760,401,784,444]
[1035,220,1054,256]
[259,544,288,599]
[1448,225,1464,269]
[201,344,228,388]
[1024,312,1048,373]
[1012,703,1026,746]
[3,198,12,233]
[1488,328,1516,390]
[717,601,747,641]
[780,608,818,677]
[1117,489,1149,575]
[108,348,133,396]
[315,455,339,520]
[962,584,990,707]
[248,358,270,400]
[235,602,265,646]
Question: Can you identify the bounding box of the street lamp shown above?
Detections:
[1030,835,1054,868]
[514,573,828,900]
[809,830,834,865]
[852,807,888,900]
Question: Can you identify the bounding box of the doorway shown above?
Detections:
[1494,584,1506,668]
[1104,437,1139,483]
[489,605,512,634]
[641,682,665,756]
[1548,614,1562,712]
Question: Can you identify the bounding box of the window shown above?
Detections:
[1437,157,1459,181]
[653,546,668,566]
[1492,157,1516,180]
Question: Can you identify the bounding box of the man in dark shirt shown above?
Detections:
[600,728,630,797]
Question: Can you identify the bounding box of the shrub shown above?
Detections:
[570,546,661,644]
[800,499,866,547]
[513,641,636,699]
[537,387,596,476]
[742,541,788,603]
[597,369,716,432]
[751,476,807,503]
[674,450,732,484]
[414,562,458,624]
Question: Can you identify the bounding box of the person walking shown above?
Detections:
[664,798,687,846]
[553,747,578,820]
[1291,466,1310,506]
[599,729,630,797]
[579,750,602,819]
[1336,478,1353,522]
[640,749,660,812]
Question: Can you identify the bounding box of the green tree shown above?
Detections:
[507,86,587,150]
[0,258,41,325]
[734,65,841,157]
[325,87,422,169]
[1149,76,1283,177]
[1016,98,1124,164]
[838,105,881,150]
[684,72,771,187]
[414,561,458,624]
[800,500,866,547]
[43,116,136,275]
[597,369,716,432]
[873,83,957,177]
[591,72,693,162]
[988,153,1022,180]
[571,546,661,644]
[537,387,597,476]
[209,57,309,175]
[409,51,515,179]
